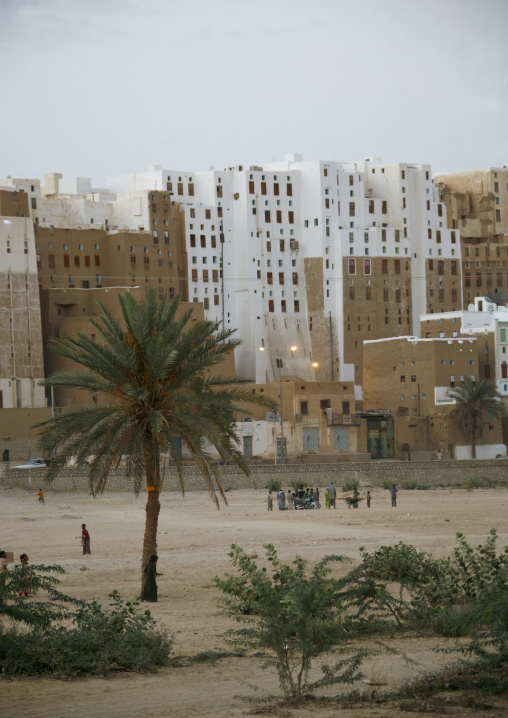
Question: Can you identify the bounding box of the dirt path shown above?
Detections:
[1,485,507,717]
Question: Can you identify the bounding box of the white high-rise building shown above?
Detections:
[2,155,460,394]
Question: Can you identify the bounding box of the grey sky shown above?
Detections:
[0,0,507,183]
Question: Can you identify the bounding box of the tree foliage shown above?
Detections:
[35,289,274,577]
[447,377,502,458]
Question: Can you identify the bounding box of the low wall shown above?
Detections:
[2,459,508,493]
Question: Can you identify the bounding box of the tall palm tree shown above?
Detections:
[448,377,503,459]
[36,289,274,585]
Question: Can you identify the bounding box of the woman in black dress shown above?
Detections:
[141,554,159,602]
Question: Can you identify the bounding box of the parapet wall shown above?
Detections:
[2,459,508,492]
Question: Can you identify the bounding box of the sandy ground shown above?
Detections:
[1,484,508,718]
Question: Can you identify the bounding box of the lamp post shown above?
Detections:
[260,345,296,464]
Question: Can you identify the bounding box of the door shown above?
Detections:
[367,419,394,459]
[303,427,319,451]
[276,438,287,461]
[332,427,348,451]
[169,437,182,459]
[243,435,253,459]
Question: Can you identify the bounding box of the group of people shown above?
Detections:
[267,486,320,511]
[267,482,400,511]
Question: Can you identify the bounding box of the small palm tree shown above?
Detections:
[36,289,274,586]
[448,377,503,459]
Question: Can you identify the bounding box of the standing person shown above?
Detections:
[277,489,286,511]
[315,487,320,503]
[366,490,371,508]
[267,490,273,511]
[18,553,30,596]
[390,484,398,507]
[141,555,160,602]
[287,491,294,510]
[328,482,336,509]
[38,488,45,505]
[325,489,329,509]
[81,523,91,554]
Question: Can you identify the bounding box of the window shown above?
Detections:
[287,183,292,196]
[366,286,371,300]
[348,258,356,275]
[382,200,387,214]
[369,200,374,214]
[382,259,388,274]
[94,255,100,266]
[501,328,506,342]
[268,299,274,312]
[300,401,308,415]
[276,210,282,223]
[265,210,271,223]
[294,300,300,312]
[349,202,355,216]
[63,255,70,267]
[364,259,371,275]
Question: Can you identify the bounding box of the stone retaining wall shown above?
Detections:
[2,459,508,492]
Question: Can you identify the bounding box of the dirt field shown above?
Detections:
[1,484,508,717]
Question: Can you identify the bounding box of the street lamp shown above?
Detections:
[259,345,296,464]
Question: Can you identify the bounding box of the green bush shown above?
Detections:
[381,478,392,490]
[265,477,281,492]
[461,476,493,491]
[402,480,418,490]
[0,566,173,678]
[212,544,391,699]
[342,478,359,492]
[288,477,304,491]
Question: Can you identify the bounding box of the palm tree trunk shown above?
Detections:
[471,415,477,459]
[141,438,161,590]
[142,489,161,587]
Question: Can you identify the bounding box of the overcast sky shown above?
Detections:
[1,0,507,184]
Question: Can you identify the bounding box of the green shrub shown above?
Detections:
[288,477,304,491]
[381,478,392,490]
[212,544,391,699]
[265,477,281,492]
[461,476,493,491]
[402,480,418,490]
[0,565,173,678]
[342,478,359,492]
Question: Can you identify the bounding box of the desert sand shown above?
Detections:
[1,483,508,718]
